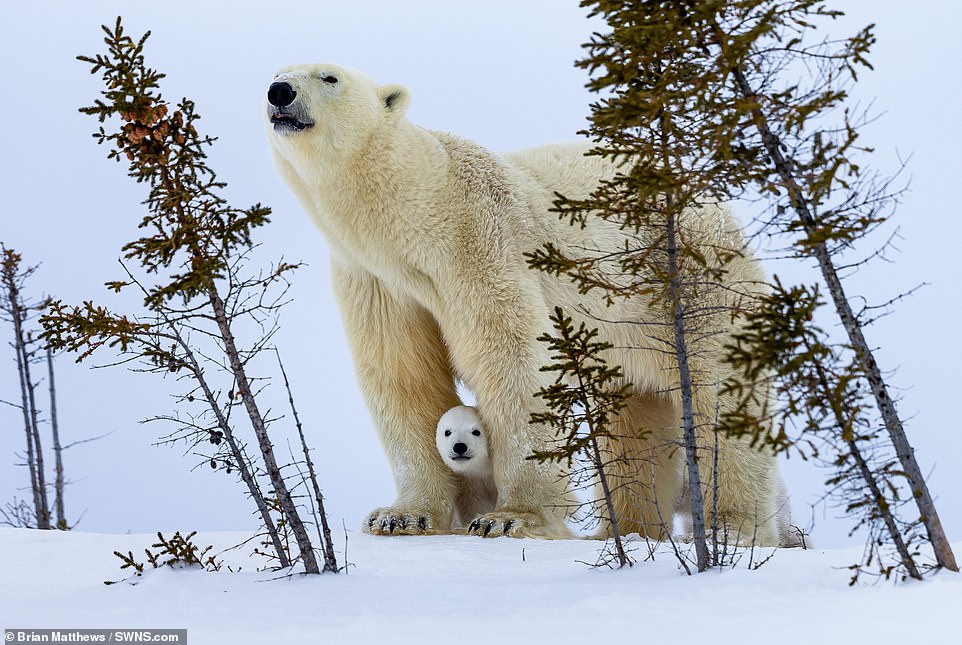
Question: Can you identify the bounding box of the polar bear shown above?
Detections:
[435,406,498,531]
[264,63,789,544]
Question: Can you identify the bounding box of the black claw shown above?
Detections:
[400,517,410,529]
[380,518,391,532]
[503,520,514,535]
[468,519,481,533]
[389,517,398,533]
[483,521,495,537]
[418,516,428,531]
[368,516,376,529]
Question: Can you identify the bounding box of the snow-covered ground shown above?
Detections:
[1,528,959,644]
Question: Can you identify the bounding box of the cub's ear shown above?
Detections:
[377,84,411,119]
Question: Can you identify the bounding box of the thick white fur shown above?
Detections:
[678,472,807,548]
[265,63,789,543]
[436,406,498,530]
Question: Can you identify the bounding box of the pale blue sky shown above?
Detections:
[1,2,959,549]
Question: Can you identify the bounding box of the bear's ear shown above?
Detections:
[377,84,411,120]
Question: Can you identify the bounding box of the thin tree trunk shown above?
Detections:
[732,66,958,573]
[274,348,338,573]
[712,411,720,567]
[798,332,923,579]
[22,339,50,529]
[667,210,710,573]
[15,338,40,528]
[589,435,629,567]
[846,438,921,580]
[167,320,291,568]
[567,351,630,567]
[206,283,319,574]
[4,268,50,529]
[47,347,66,530]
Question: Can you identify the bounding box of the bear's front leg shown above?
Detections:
[463,391,573,540]
[332,261,463,535]
[443,272,573,539]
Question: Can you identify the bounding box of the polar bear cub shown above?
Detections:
[436,406,498,530]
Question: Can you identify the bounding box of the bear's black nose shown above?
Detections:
[268,82,297,107]
[453,443,468,455]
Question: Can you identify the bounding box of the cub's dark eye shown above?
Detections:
[444,430,451,437]
[472,429,481,437]
[322,75,338,84]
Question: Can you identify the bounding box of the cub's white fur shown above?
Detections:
[435,406,498,530]
[265,62,794,544]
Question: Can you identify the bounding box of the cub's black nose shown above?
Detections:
[453,443,468,455]
[268,82,297,107]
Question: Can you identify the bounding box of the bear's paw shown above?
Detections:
[467,511,570,539]
[363,507,445,536]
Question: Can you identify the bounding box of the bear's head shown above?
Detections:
[436,406,491,479]
[264,63,410,161]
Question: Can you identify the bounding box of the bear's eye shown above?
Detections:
[472,429,481,437]
[322,75,338,84]
[444,430,451,437]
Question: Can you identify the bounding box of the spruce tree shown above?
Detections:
[41,18,337,573]
[529,306,632,567]
[529,0,769,571]
[562,0,955,580]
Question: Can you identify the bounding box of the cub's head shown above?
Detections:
[436,406,491,479]
[264,63,410,159]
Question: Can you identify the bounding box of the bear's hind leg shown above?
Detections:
[699,429,781,547]
[601,392,684,541]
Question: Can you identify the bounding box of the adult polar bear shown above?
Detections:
[265,63,786,544]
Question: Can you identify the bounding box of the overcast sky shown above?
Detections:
[1,2,959,549]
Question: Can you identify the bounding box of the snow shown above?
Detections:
[1,528,959,644]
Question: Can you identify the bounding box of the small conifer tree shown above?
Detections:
[529,0,768,572]
[41,18,337,573]
[1,246,52,529]
[563,0,955,581]
[529,306,632,568]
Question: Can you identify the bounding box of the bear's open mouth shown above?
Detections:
[270,111,314,133]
